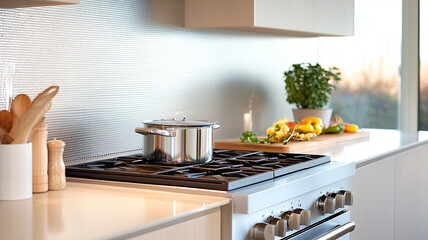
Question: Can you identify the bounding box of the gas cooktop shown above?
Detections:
[66,150,330,191]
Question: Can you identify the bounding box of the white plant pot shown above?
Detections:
[0,143,32,200]
[292,108,333,126]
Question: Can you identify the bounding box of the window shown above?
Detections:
[318,0,401,129]
[419,0,428,130]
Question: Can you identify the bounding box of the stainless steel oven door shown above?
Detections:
[284,210,355,240]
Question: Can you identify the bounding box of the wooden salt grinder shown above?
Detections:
[31,123,48,193]
[47,139,66,191]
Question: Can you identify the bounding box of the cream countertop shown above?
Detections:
[0,182,230,240]
[294,128,428,167]
[2,129,425,239]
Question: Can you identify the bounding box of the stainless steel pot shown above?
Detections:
[135,118,220,165]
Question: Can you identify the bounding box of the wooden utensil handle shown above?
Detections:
[12,86,58,144]
[31,86,59,107]
[32,123,48,193]
[1,133,14,144]
[0,128,5,141]
[11,101,51,144]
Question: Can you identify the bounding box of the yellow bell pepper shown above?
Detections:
[266,127,276,136]
[297,124,314,133]
[272,121,282,128]
[344,123,358,133]
[298,116,323,135]
[280,124,290,133]
[267,117,291,138]
[313,124,323,135]
[275,131,285,140]
[272,117,288,128]
[301,117,323,126]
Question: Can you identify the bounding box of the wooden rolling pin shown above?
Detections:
[31,123,48,193]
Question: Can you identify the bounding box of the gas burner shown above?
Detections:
[66,149,330,191]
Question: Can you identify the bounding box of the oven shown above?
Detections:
[66,150,356,240]
[226,159,355,240]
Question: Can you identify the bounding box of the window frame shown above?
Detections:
[399,0,420,131]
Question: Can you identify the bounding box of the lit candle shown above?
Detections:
[243,110,253,131]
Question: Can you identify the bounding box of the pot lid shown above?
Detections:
[143,119,216,127]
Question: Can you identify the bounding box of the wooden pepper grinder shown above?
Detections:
[31,123,48,193]
[47,139,66,191]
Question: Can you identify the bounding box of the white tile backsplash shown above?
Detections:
[0,0,318,162]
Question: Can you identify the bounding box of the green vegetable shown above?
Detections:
[322,124,345,134]
[259,135,274,144]
[240,131,259,143]
[240,132,280,144]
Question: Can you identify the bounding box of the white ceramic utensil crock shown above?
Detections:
[0,143,32,200]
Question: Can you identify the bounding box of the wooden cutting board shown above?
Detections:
[215,131,370,153]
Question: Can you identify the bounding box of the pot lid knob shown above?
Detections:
[173,111,186,121]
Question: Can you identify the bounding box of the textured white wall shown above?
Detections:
[0,0,318,162]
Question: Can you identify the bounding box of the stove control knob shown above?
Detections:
[338,190,354,206]
[294,209,311,226]
[249,223,275,240]
[316,195,336,214]
[267,216,287,237]
[329,192,345,209]
[282,211,301,230]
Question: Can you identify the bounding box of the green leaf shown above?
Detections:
[240,131,260,144]
[284,63,341,109]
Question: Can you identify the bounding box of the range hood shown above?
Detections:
[0,0,79,8]
[185,0,354,37]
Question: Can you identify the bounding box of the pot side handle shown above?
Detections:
[212,121,220,130]
[135,127,176,137]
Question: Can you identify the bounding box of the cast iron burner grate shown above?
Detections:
[66,150,330,191]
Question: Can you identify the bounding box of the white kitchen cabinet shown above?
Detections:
[350,143,428,240]
[349,156,396,240]
[0,0,79,8]
[185,0,354,37]
[395,145,428,240]
[132,208,221,240]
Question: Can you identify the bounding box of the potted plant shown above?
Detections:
[284,62,341,126]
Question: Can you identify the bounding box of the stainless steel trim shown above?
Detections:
[314,221,356,240]
[283,210,350,240]
[142,119,220,128]
[135,127,176,137]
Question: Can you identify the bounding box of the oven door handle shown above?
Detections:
[314,221,356,240]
